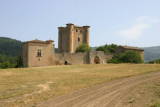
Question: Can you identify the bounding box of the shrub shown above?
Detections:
[76,44,91,53]
[108,51,143,64]
[96,44,118,54]
[0,62,16,69]
[0,54,23,69]
[148,59,160,64]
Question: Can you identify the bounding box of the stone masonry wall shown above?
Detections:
[55,52,89,65]
[23,41,55,67]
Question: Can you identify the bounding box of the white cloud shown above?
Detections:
[117,16,160,40]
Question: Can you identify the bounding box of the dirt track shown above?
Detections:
[38,71,160,107]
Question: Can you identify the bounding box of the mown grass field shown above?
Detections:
[0,64,160,106]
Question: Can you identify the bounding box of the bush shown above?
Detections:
[108,51,143,64]
[0,62,16,69]
[0,54,23,69]
[148,59,160,64]
[76,44,91,53]
[107,54,121,64]
[96,44,118,54]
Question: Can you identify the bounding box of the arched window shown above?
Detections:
[37,49,42,57]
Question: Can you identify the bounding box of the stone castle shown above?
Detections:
[22,24,144,67]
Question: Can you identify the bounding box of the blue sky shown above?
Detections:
[0,0,160,47]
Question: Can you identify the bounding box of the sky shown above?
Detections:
[0,0,160,47]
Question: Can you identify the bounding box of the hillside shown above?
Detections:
[143,46,160,62]
[0,37,22,56]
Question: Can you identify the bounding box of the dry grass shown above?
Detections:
[0,64,160,106]
[150,80,160,107]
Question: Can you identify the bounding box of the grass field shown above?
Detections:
[0,64,160,106]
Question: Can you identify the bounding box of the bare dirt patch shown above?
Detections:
[37,81,54,93]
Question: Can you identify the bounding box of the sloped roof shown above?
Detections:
[119,46,144,51]
[25,39,54,44]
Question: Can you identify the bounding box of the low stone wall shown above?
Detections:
[55,52,88,65]
[55,51,113,65]
[89,51,112,64]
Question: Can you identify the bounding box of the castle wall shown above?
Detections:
[89,51,112,64]
[55,52,89,65]
[54,51,112,65]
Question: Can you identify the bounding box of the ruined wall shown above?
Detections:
[23,41,55,67]
[54,51,112,65]
[89,51,112,64]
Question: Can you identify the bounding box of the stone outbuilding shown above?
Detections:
[116,46,144,60]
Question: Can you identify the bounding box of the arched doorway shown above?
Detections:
[64,61,68,65]
[94,56,100,64]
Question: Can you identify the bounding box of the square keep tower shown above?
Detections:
[58,23,90,53]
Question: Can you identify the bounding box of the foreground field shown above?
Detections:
[0,64,160,107]
[39,71,160,107]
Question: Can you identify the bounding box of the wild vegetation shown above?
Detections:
[0,37,22,56]
[96,44,143,63]
[148,59,160,64]
[0,55,22,68]
[96,44,118,54]
[108,50,143,64]
[0,64,160,106]
[0,37,23,69]
[76,44,91,52]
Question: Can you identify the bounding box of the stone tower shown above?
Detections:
[58,23,90,53]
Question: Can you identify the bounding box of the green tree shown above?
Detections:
[76,44,91,53]
[148,59,160,64]
[0,61,16,69]
[96,44,118,54]
[0,54,23,69]
[0,37,22,56]
[15,56,23,68]
[108,51,143,64]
